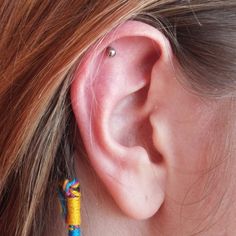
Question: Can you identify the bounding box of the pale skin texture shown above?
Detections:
[51,21,236,235]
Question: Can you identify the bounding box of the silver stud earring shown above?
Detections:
[107,46,116,57]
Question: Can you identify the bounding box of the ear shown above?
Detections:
[70,20,173,220]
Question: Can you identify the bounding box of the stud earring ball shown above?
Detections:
[106,46,116,57]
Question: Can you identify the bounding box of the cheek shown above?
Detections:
[168,107,214,172]
[151,93,218,202]
[154,99,216,171]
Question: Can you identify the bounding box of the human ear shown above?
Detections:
[70,20,173,220]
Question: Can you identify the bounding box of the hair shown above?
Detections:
[0,0,235,235]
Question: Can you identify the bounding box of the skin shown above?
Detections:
[51,21,236,236]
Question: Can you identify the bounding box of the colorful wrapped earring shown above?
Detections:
[58,179,81,236]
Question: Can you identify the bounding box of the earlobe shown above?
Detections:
[70,20,172,219]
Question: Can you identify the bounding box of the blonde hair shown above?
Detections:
[0,1,235,235]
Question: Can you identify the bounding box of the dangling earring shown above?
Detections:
[58,179,81,236]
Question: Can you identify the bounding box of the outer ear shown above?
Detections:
[70,20,172,219]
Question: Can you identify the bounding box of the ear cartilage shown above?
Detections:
[107,46,116,57]
[58,179,81,236]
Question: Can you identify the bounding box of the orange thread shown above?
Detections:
[67,193,81,225]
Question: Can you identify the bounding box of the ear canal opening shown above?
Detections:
[109,83,163,164]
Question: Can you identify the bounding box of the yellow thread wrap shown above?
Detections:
[67,193,81,226]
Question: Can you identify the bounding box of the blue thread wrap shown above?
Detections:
[69,228,81,236]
